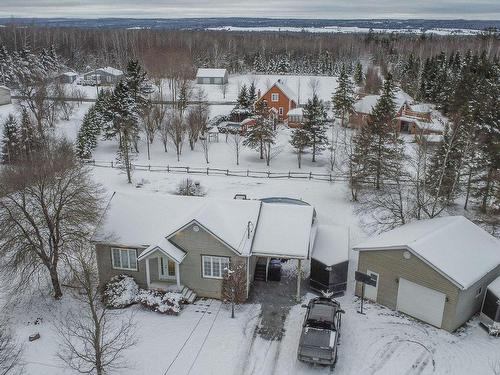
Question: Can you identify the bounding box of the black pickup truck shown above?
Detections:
[297,296,344,369]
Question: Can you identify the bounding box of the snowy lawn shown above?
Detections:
[9,289,499,375]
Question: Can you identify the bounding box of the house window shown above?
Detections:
[271,93,279,102]
[202,256,230,279]
[111,248,137,271]
[279,107,284,115]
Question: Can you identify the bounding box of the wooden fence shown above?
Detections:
[83,159,353,183]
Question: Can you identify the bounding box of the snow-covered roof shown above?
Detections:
[409,103,433,113]
[354,95,379,114]
[196,68,227,78]
[99,67,123,76]
[353,216,500,290]
[355,89,411,115]
[138,237,187,263]
[274,80,297,102]
[252,203,315,259]
[420,134,444,143]
[312,225,349,266]
[208,126,219,133]
[488,276,500,298]
[287,107,304,116]
[93,192,261,256]
[60,72,79,77]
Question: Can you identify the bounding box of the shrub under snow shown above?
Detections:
[137,289,183,315]
[104,275,140,308]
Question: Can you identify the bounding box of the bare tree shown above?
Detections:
[308,77,320,97]
[140,104,156,160]
[229,132,245,165]
[186,88,209,151]
[158,112,169,153]
[167,110,185,162]
[57,249,136,375]
[0,139,103,299]
[199,132,210,164]
[219,82,228,99]
[0,319,23,375]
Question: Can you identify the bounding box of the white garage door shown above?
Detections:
[396,278,446,328]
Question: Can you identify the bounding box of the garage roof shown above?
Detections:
[353,216,500,290]
[196,68,227,78]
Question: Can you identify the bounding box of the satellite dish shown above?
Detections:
[403,251,411,259]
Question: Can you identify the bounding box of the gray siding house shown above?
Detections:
[353,216,500,332]
[58,72,79,84]
[196,68,228,85]
[0,86,11,106]
[83,67,123,85]
[92,192,343,301]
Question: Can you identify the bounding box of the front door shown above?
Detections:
[159,256,176,280]
[364,270,379,301]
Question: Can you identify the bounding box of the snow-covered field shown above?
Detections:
[58,73,338,104]
[0,73,498,375]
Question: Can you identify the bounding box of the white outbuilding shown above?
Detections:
[0,85,11,106]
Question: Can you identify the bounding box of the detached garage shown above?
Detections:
[353,216,500,332]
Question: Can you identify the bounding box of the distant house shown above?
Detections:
[396,102,446,136]
[354,216,500,332]
[83,67,123,85]
[92,192,347,302]
[57,72,79,84]
[255,79,297,122]
[349,89,411,129]
[0,86,11,106]
[287,107,304,128]
[196,68,228,85]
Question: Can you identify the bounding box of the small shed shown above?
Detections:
[310,225,349,294]
[0,86,11,106]
[287,107,304,128]
[58,72,79,84]
[480,276,500,335]
[196,68,228,85]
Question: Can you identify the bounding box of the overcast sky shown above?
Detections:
[0,0,499,20]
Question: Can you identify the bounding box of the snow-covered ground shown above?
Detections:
[9,287,500,375]
[55,73,338,104]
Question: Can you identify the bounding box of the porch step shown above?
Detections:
[254,264,267,281]
[180,286,197,304]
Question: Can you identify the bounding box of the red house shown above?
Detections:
[255,79,297,122]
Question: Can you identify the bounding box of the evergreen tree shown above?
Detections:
[237,84,250,109]
[289,127,311,168]
[18,108,38,160]
[76,106,101,159]
[247,82,257,108]
[353,61,364,86]
[243,100,274,160]
[1,114,20,163]
[356,73,402,189]
[332,65,355,128]
[303,94,328,162]
[108,81,140,184]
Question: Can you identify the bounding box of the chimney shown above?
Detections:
[257,89,261,99]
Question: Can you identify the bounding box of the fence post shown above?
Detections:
[167,165,170,173]
[226,169,229,176]
[288,171,291,179]
[329,174,332,182]
[187,167,190,174]
[309,172,312,180]
[267,171,270,178]
[148,165,151,171]
[247,169,249,177]
[110,161,113,168]
[207,167,209,175]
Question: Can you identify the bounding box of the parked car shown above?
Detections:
[267,258,282,281]
[297,296,344,369]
